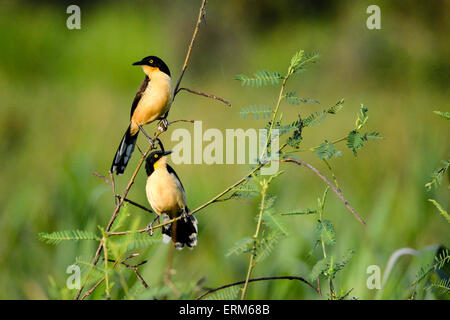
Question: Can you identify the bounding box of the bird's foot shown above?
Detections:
[145,216,160,236]
[138,125,156,147]
[157,118,169,133]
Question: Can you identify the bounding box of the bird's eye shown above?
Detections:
[149,59,154,64]
[154,154,158,158]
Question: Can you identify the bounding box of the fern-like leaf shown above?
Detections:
[230,184,259,200]
[39,230,99,245]
[281,208,318,215]
[310,258,328,281]
[284,92,319,105]
[226,237,253,257]
[427,278,450,295]
[239,105,273,120]
[318,220,336,246]
[116,232,163,250]
[433,111,450,120]
[314,141,340,160]
[234,70,283,87]
[289,50,320,75]
[303,99,344,127]
[254,231,283,263]
[262,210,289,236]
[330,249,354,275]
[425,159,449,190]
[204,286,240,300]
[428,199,449,223]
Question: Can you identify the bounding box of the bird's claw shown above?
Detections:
[158,118,169,133]
[145,216,160,236]
[145,223,154,236]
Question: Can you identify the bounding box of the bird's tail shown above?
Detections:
[111,125,138,175]
[161,209,198,250]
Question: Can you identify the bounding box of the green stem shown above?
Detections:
[284,135,348,155]
[241,183,268,300]
[259,76,289,161]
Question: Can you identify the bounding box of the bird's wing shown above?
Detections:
[166,164,185,192]
[130,76,150,119]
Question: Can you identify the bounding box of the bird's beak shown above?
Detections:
[132,59,146,66]
[163,151,173,156]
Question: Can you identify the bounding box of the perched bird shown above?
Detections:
[145,148,198,249]
[111,56,173,175]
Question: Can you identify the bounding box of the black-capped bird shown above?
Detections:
[145,147,198,250]
[111,56,173,175]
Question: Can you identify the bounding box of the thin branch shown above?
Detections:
[164,245,180,297]
[176,87,231,107]
[169,119,195,125]
[118,196,154,214]
[107,164,263,236]
[241,183,267,300]
[173,0,208,96]
[75,0,209,299]
[80,276,104,300]
[280,158,366,226]
[196,276,320,300]
[107,254,150,289]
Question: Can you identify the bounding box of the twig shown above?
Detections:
[75,0,209,299]
[107,254,150,289]
[92,172,154,214]
[241,183,267,300]
[176,87,231,107]
[280,158,366,226]
[80,277,105,300]
[169,119,195,125]
[75,132,161,299]
[173,0,208,96]
[118,196,154,214]
[196,276,320,300]
[107,164,263,236]
[164,245,180,297]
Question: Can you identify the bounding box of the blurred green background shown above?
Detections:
[0,0,448,299]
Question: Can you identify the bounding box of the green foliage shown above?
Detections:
[428,199,449,223]
[262,210,288,236]
[412,249,450,287]
[302,99,344,127]
[239,105,273,120]
[427,278,450,295]
[345,106,384,156]
[38,230,100,245]
[226,237,253,257]
[314,141,341,160]
[235,70,283,87]
[347,131,383,156]
[254,231,283,263]
[309,250,354,281]
[288,50,320,75]
[425,159,449,190]
[204,286,240,300]
[310,258,328,281]
[230,183,259,200]
[433,111,450,120]
[317,219,336,246]
[286,116,304,149]
[346,131,364,155]
[330,249,354,276]
[117,232,163,250]
[283,92,319,105]
[281,208,318,215]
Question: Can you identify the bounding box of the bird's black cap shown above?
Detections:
[132,55,171,77]
[145,150,173,176]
